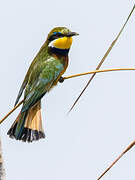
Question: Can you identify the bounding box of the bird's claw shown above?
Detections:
[59,77,65,83]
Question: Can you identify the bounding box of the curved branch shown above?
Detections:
[64,68,135,80]
[1,68,135,124]
[68,4,135,113]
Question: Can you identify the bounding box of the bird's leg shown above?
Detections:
[59,76,65,83]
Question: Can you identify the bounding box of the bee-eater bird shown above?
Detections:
[7,27,78,142]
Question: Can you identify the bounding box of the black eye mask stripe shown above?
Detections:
[48,32,64,41]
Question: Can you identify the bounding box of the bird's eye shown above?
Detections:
[53,32,58,35]
[49,32,63,41]
[53,32,63,37]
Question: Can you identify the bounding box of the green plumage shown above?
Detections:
[7,27,78,142]
[14,27,71,106]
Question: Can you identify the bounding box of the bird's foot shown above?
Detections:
[59,77,65,83]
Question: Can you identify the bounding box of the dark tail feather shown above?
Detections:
[7,101,45,142]
[7,111,27,140]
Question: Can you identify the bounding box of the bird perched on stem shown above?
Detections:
[7,27,78,142]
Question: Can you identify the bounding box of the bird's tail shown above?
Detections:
[7,101,45,142]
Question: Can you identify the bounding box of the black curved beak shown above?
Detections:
[66,32,79,37]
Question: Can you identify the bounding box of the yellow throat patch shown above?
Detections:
[53,37,73,49]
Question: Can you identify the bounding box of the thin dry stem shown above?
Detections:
[1,68,135,124]
[64,68,135,80]
[97,140,135,180]
[0,100,23,124]
[68,4,135,113]
[0,137,6,180]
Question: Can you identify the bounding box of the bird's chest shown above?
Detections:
[52,55,69,86]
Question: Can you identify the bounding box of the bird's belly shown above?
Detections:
[47,55,68,91]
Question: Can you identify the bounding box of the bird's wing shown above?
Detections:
[14,79,27,106]
[21,57,64,112]
[14,57,40,106]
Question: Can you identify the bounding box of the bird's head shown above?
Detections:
[47,27,79,50]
